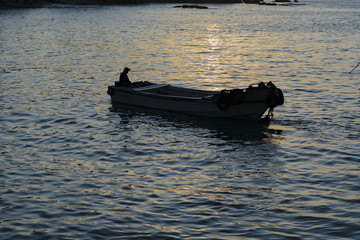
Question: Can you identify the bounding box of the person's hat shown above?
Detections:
[124,67,131,71]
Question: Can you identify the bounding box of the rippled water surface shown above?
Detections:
[1,0,360,239]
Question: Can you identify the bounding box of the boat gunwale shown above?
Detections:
[109,84,272,104]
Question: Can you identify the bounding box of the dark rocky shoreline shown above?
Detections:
[0,0,298,9]
[0,0,234,8]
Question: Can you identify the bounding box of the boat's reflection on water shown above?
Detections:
[110,103,282,143]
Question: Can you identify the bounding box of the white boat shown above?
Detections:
[107,81,284,121]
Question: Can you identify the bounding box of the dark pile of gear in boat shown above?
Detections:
[211,81,284,111]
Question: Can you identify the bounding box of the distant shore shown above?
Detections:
[0,0,239,8]
[0,0,297,9]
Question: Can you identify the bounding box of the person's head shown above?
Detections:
[124,67,131,73]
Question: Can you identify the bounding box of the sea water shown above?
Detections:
[1,0,359,239]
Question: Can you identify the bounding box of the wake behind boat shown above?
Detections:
[107,78,284,121]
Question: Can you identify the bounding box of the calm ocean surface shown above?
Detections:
[1,0,359,239]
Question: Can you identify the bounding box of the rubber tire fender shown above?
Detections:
[216,94,230,111]
[276,88,284,105]
[230,89,245,105]
[266,88,284,108]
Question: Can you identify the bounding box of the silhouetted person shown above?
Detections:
[119,67,132,87]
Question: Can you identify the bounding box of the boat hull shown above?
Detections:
[108,82,283,120]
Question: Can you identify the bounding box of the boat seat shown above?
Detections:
[134,84,170,92]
